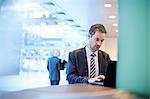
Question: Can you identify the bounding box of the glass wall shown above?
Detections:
[14,0,87,75]
[0,0,87,87]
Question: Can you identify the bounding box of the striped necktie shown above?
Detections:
[90,53,96,78]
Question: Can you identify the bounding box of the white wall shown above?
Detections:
[105,37,118,61]
[100,37,118,61]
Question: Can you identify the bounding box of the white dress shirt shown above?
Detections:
[85,46,99,78]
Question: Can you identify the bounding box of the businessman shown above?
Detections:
[66,24,111,85]
[47,50,61,85]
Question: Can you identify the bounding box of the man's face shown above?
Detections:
[88,31,106,52]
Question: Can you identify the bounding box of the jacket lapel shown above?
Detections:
[98,50,103,75]
[82,47,88,77]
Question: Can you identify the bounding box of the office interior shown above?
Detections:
[0,0,149,98]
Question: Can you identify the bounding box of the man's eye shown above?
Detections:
[96,38,99,41]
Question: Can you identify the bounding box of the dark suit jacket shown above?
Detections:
[47,56,61,81]
[66,47,110,84]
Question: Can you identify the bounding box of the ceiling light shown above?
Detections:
[104,4,112,7]
[115,30,118,32]
[113,23,118,27]
[109,16,116,19]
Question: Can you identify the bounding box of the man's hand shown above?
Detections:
[88,75,105,83]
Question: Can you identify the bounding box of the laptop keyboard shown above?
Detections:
[89,81,104,86]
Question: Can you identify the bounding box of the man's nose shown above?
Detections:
[97,41,102,46]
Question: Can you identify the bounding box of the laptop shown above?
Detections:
[89,61,117,87]
[104,61,117,88]
[89,80,104,86]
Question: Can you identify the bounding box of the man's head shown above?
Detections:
[88,24,107,52]
[54,49,60,57]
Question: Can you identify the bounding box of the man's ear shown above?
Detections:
[88,33,91,39]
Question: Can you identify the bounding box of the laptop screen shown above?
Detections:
[104,61,117,88]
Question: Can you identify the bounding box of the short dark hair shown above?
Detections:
[89,24,107,37]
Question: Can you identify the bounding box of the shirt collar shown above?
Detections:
[85,46,98,57]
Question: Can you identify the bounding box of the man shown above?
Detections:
[47,50,61,85]
[66,24,111,85]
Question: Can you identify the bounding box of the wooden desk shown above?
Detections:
[0,84,133,99]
